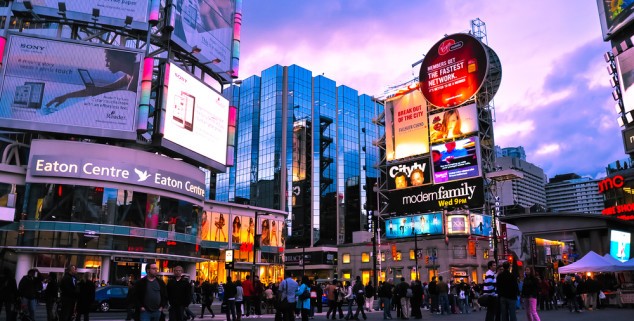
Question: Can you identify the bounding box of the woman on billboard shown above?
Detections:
[430,109,463,141]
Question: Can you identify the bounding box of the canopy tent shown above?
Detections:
[558,251,622,273]
[622,257,634,269]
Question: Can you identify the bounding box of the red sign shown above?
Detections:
[598,175,624,193]
[602,203,634,220]
[240,242,253,252]
[419,33,489,108]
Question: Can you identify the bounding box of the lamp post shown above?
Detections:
[413,229,419,280]
[373,182,380,287]
[486,169,523,263]
[252,211,260,278]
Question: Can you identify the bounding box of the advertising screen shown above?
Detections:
[0,34,143,140]
[384,89,429,162]
[446,215,468,235]
[203,211,228,242]
[419,33,489,108]
[258,218,284,247]
[431,136,481,184]
[163,63,229,167]
[597,0,634,39]
[230,215,255,244]
[384,213,444,239]
[610,230,631,262]
[469,213,492,237]
[429,104,478,144]
[170,0,235,80]
[387,157,432,190]
[617,47,634,114]
[387,177,484,213]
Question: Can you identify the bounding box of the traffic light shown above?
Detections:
[508,255,513,264]
[425,256,430,265]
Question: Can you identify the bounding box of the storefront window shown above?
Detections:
[0,183,24,221]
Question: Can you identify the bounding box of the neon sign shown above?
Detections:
[602,203,634,220]
[598,175,624,193]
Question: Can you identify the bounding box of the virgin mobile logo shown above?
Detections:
[438,39,463,55]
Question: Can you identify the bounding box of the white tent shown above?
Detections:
[621,257,634,270]
[558,251,621,273]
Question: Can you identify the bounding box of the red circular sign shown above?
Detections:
[419,33,489,108]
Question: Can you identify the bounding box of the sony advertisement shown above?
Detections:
[431,136,481,184]
[387,157,432,190]
[384,213,444,239]
[469,213,492,237]
[419,33,489,108]
[610,229,631,262]
[597,0,634,40]
[617,47,634,115]
[446,215,468,235]
[384,89,429,162]
[0,34,143,140]
[170,0,235,80]
[162,63,229,168]
[15,0,149,29]
[387,177,484,213]
[429,103,478,144]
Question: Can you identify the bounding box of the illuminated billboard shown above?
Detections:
[617,47,634,114]
[431,136,481,184]
[610,230,631,262]
[387,157,432,190]
[170,0,236,81]
[419,33,489,108]
[14,0,149,30]
[597,0,634,40]
[0,34,143,140]
[259,217,285,247]
[162,63,229,169]
[384,89,429,162]
[201,211,228,242]
[446,215,468,235]
[384,213,444,239]
[429,103,478,144]
[387,177,484,213]
[469,213,492,237]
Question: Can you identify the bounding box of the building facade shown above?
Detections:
[495,145,526,161]
[546,174,604,213]
[494,156,547,212]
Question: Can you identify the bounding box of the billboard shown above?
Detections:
[259,217,285,247]
[384,89,429,162]
[469,213,492,237]
[14,0,149,30]
[387,177,484,213]
[387,157,432,190]
[617,47,634,114]
[431,136,481,184]
[610,229,631,262]
[170,0,235,80]
[597,0,634,40]
[622,126,634,153]
[429,103,478,144]
[419,33,489,108]
[446,215,468,235]
[0,34,143,140]
[201,211,228,242]
[384,212,444,239]
[230,215,255,244]
[162,63,229,168]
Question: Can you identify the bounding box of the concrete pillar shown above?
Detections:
[101,256,111,284]
[15,253,34,284]
[186,263,197,282]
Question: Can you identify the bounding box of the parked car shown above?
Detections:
[93,285,129,312]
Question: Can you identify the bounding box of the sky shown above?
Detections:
[238,0,624,180]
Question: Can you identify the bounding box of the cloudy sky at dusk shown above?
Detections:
[238,0,623,180]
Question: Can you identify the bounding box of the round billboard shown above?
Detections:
[419,33,489,108]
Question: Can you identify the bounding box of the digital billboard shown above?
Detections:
[0,34,143,140]
[469,213,492,237]
[610,229,631,262]
[387,177,484,213]
[429,103,478,144]
[162,63,229,168]
[170,0,235,81]
[387,157,432,190]
[617,47,634,114]
[446,215,468,235]
[431,136,481,184]
[384,89,429,162]
[14,0,149,30]
[597,0,634,40]
[419,33,489,108]
[384,213,444,239]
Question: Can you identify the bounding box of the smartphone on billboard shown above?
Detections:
[25,82,45,109]
[172,94,185,126]
[78,69,95,88]
[181,91,195,131]
[12,85,32,107]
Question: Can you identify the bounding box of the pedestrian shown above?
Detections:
[342,281,354,320]
[200,280,215,318]
[483,261,498,321]
[436,276,449,315]
[521,267,541,321]
[133,262,168,321]
[458,280,470,315]
[395,277,410,320]
[44,272,59,321]
[236,280,244,321]
[60,266,78,321]
[18,268,42,321]
[0,268,18,321]
[410,280,423,319]
[253,275,264,317]
[378,279,393,320]
[77,273,96,321]
[562,275,580,313]
[364,281,375,312]
[296,276,311,321]
[125,278,137,321]
[497,261,518,321]
[224,276,238,321]
[166,266,192,321]
[428,277,438,314]
[325,279,339,320]
[352,276,367,320]
[278,275,299,321]
[242,275,254,318]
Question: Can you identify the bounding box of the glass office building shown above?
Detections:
[215,64,383,278]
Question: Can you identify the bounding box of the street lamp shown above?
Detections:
[485,168,523,263]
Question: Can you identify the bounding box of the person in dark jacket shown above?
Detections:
[496,262,519,321]
[364,282,375,312]
[166,266,191,321]
[378,279,394,320]
[60,265,78,321]
[133,263,168,321]
[77,273,96,321]
[44,272,59,321]
[223,276,238,321]
[352,276,367,320]
[200,280,215,318]
[428,277,438,314]
[19,268,43,321]
[410,280,423,319]
[0,268,18,321]
[521,267,541,321]
[125,278,137,321]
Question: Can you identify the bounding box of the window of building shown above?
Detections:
[381,252,386,262]
[361,252,370,263]
[409,250,415,260]
[342,253,351,264]
[394,251,402,261]
[453,245,467,259]
[343,272,351,280]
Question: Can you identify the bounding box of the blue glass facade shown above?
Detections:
[215,65,383,246]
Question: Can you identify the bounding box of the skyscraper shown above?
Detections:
[494,156,546,213]
[546,174,603,214]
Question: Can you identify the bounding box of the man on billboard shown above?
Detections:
[45,49,139,112]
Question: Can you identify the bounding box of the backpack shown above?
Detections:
[459,290,466,300]
[406,288,413,298]
[299,286,311,300]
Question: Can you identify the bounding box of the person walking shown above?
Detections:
[483,261,498,321]
[364,281,375,313]
[497,262,518,321]
[253,275,264,317]
[125,279,137,321]
[562,276,580,313]
[342,281,354,320]
[279,275,299,321]
[410,280,423,319]
[352,276,367,320]
[18,268,42,321]
[325,280,339,320]
[44,272,59,321]
[236,280,244,321]
[0,268,18,321]
[521,267,541,321]
[223,276,238,321]
[428,277,438,314]
[242,275,254,318]
[166,266,191,321]
[378,279,394,320]
[395,278,410,320]
[296,276,311,321]
[60,266,78,321]
[200,280,215,318]
[457,280,470,315]
[77,273,96,321]
[133,263,168,321]
[436,276,450,315]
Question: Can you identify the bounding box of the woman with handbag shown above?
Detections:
[295,277,311,321]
